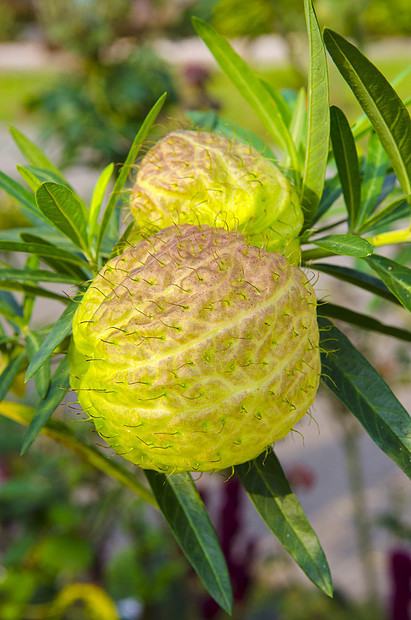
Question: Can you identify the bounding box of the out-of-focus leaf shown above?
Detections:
[365,254,411,311]
[26,332,51,399]
[312,263,399,305]
[236,450,333,597]
[320,302,411,342]
[319,317,411,479]
[145,470,233,613]
[358,132,390,226]
[300,0,330,225]
[260,78,292,126]
[96,93,167,258]
[88,162,114,244]
[25,299,79,382]
[21,356,70,453]
[0,353,25,402]
[192,18,300,180]
[312,234,373,256]
[324,29,411,196]
[20,233,89,281]
[0,291,24,329]
[36,183,88,251]
[17,163,42,192]
[330,106,361,229]
[9,126,67,184]
[0,280,68,303]
[22,254,39,324]
[0,401,156,507]
[0,170,39,218]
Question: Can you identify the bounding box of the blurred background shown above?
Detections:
[0,1,410,618]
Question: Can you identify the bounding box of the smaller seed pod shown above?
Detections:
[130,130,303,254]
[69,224,320,473]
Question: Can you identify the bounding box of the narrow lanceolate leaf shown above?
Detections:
[0,353,25,402]
[192,17,300,181]
[16,164,42,192]
[236,450,333,597]
[260,78,292,127]
[359,195,411,233]
[319,317,411,479]
[0,401,156,507]
[330,106,361,230]
[311,174,342,225]
[312,234,373,257]
[96,93,167,258]
[20,233,89,281]
[0,291,24,329]
[301,0,330,225]
[0,170,38,216]
[21,356,70,454]
[26,332,51,399]
[145,470,233,614]
[284,87,306,170]
[0,267,82,286]
[88,162,114,244]
[9,126,67,184]
[358,132,390,227]
[324,29,411,196]
[0,240,90,270]
[365,254,411,311]
[320,302,411,342]
[313,263,399,305]
[25,299,79,382]
[36,183,88,252]
[0,280,68,303]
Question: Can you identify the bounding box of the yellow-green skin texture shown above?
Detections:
[130,130,303,255]
[69,224,320,473]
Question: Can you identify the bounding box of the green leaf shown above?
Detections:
[312,234,373,256]
[300,0,330,225]
[0,267,83,286]
[260,78,292,126]
[236,450,332,597]
[0,401,156,507]
[358,132,390,226]
[9,126,67,184]
[0,280,68,303]
[36,183,88,252]
[17,163,42,192]
[145,470,232,613]
[284,87,306,170]
[21,356,70,454]
[311,174,342,225]
[365,254,411,311]
[0,240,90,270]
[88,162,114,244]
[20,233,89,281]
[0,291,24,329]
[312,262,399,305]
[26,332,51,399]
[0,170,38,216]
[20,165,69,186]
[359,195,411,233]
[320,302,411,342]
[323,29,411,197]
[22,254,39,324]
[96,93,167,259]
[318,317,411,479]
[25,299,79,382]
[330,106,361,230]
[192,17,300,181]
[0,352,25,402]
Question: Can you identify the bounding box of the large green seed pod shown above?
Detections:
[130,130,303,254]
[69,224,320,473]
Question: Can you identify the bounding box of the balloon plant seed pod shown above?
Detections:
[130,130,303,255]
[69,224,320,474]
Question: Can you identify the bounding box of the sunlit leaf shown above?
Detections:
[88,162,114,244]
[359,195,411,233]
[312,234,373,256]
[0,352,25,402]
[36,183,88,251]
[300,0,330,225]
[145,470,233,613]
[192,17,300,180]
[236,450,333,596]
[319,317,411,479]
[324,29,411,196]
